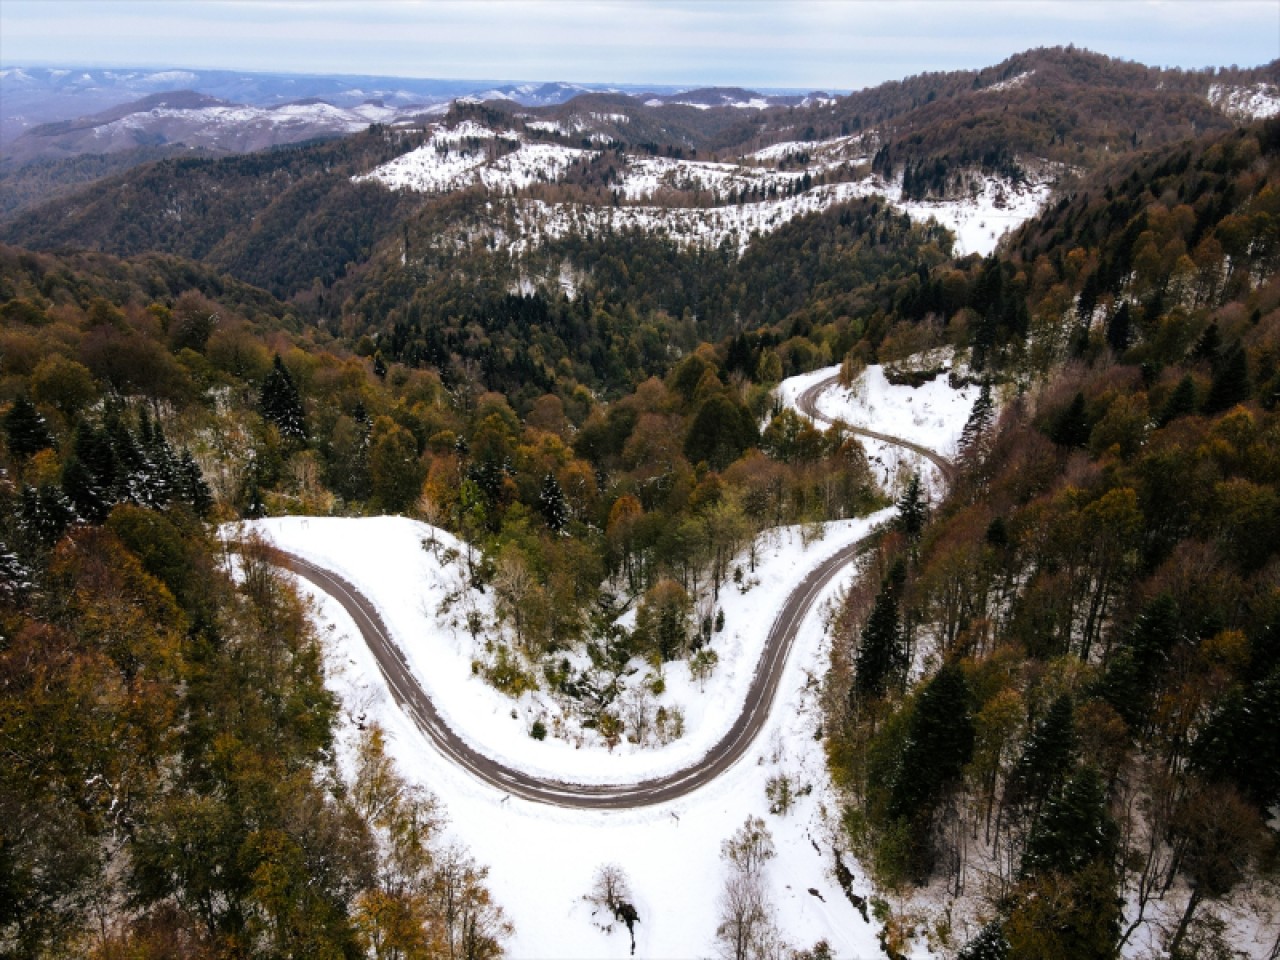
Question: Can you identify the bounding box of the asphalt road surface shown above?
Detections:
[276,376,951,809]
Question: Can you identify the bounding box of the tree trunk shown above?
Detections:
[1167,886,1202,958]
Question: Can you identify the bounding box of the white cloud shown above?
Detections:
[2,0,1276,89]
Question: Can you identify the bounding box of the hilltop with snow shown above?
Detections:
[353,118,1057,257]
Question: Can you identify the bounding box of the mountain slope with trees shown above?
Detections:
[822,118,1280,958]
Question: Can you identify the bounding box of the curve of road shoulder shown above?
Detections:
[274,375,952,809]
[796,373,956,484]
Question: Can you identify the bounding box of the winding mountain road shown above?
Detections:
[796,373,956,484]
[276,375,953,809]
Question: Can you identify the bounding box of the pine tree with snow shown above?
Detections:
[176,448,214,516]
[19,484,77,548]
[243,475,266,519]
[957,921,1009,960]
[1021,765,1117,877]
[4,396,55,460]
[895,472,927,540]
[0,540,34,603]
[958,381,995,463]
[135,408,177,508]
[62,422,119,524]
[537,472,569,532]
[259,354,308,442]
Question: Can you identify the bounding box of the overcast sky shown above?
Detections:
[2,0,1277,91]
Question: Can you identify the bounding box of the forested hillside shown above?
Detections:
[2,47,1279,958]
[823,119,1280,958]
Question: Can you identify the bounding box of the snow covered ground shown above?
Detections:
[90,100,402,141]
[355,119,1054,257]
[237,512,893,957]
[779,358,981,495]
[895,173,1054,257]
[244,513,887,785]
[1208,81,1280,120]
[501,179,889,256]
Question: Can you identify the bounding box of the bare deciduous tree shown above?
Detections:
[716,817,786,960]
[586,863,640,954]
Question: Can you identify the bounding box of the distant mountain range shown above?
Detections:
[0,65,827,162]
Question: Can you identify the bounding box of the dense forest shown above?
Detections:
[2,45,1280,958]
[823,120,1280,958]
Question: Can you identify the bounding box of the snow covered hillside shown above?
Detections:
[1208,82,1280,120]
[241,512,894,957]
[779,356,982,494]
[244,514,885,783]
[354,119,1057,257]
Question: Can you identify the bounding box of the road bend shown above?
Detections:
[795,373,956,484]
[270,375,948,809]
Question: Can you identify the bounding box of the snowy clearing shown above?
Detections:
[895,172,1055,257]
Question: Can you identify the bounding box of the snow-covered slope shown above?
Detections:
[245,513,892,957]
[895,172,1055,257]
[245,515,885,784]
[499,179,889,256]
[356,119,1057,257]
[1208,82,1280,120]
[779,357,982,494]
[6,91,412,162]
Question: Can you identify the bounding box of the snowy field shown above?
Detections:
[779,359,981,495]
[238,512,894,957]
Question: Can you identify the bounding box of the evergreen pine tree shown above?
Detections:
[62,422,119,524]
[1094,594,1181,730]
[957,921,1009,960]
[135,408,177,508]
[854,568,907,703]
[4,396,55,459]
[19,485,77,548]
[1007,694,1076,812]
[1158,375,1198,427]
[1204,345,1250,413]
[1191,670,1280,809]
[1022,766,1118,877]
[1049,391,1090,447]
[259,355,308,442]
[243,475,266,519]
[958,381,995,463]
[1105,302,1132,354]
[176,448,214,516]
[0,540,34,603]
[1193,321,1221,363]
[888,663,976,820]
[538,472,569,532]
[895,472,927,539]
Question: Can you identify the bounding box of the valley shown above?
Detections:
[1,34,1279,960]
